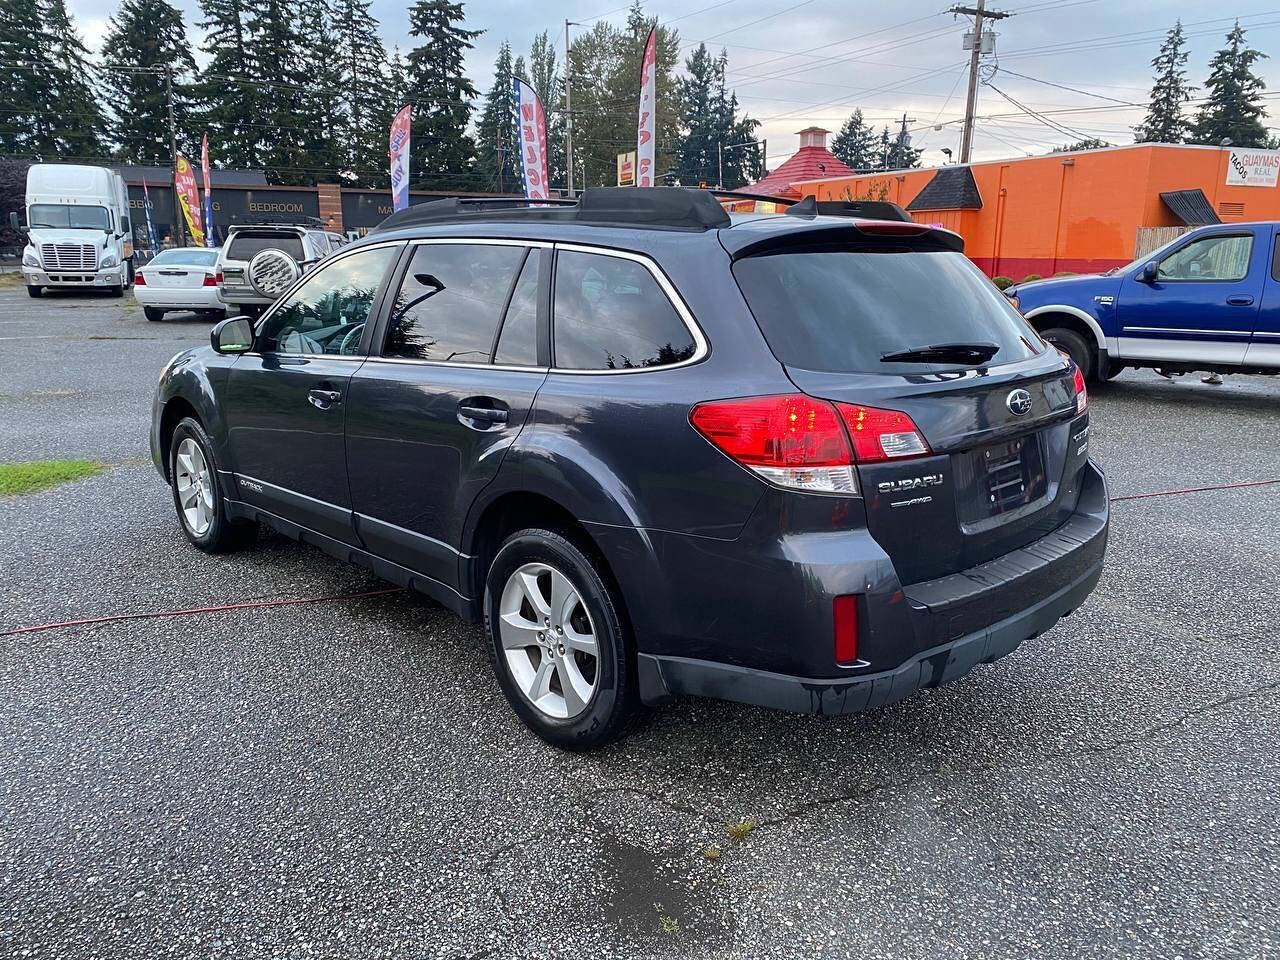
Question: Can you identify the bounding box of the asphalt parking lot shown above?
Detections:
[2,282,1278,960]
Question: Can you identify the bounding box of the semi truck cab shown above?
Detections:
[17,164,134,298]
[1008,221,1280,381]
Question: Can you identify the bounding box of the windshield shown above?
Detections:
[733,246,1045,374]
[1103,233,1187,275]
[150,248,218,267]
[28,204,111,231]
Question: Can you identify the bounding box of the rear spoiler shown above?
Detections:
[782,196,915,223]
[721,217,965,259]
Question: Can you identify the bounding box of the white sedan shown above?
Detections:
[134,248,225,322]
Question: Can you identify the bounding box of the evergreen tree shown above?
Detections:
[527,30,565,191]
[831,108,878,172]
[247,0,311,182]
[1191,21,1269,147]
[197,0,259,167]
[0,0,55,156]
[674,44,759,187]
[1134,21,1194,143]
[1051,138,1110,153]
[296,0,346,181]
[100,0,198,164]
[873,127,891,170]
[404,0,482,191]
[332,0,388,185]
[476,41,519,191]
[884,118,923,170]
[43,0,108,156]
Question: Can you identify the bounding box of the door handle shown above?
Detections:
[458,404,508,423]
[1226,295,1255,305]
[308,388,342,409]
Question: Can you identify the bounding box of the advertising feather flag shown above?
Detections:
[201,134,216,247]
[389,105,412,212]
[512,77,549,200]
[174,153,205,247]
[637,26,657,187]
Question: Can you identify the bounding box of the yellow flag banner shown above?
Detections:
[174,153,205,247]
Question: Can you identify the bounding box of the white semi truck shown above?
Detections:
[16,163,134,297]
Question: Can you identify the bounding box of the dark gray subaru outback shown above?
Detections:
[150,188,1108,749]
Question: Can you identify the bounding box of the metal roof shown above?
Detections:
[116,165,269,187]
[1159,189,1221,226]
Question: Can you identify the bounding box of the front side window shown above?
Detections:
[383,243,526,363]
[28,204,111,230]
[552,250,696,370]
[257,245,398,355]
[1157,234,1252,281]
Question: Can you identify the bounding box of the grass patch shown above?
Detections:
[0,272,24,287]
[0,459,106,496]
[725,817,758,842]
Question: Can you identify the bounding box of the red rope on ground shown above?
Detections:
[0,586,407,638]
[1109,478,1280,503]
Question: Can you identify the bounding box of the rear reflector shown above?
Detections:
[202,273,217,286]
[134,272,146,286]
[833,595,859,664]
[835,404,930,463]
[689,394,857,494]
[1073,366,1088,416]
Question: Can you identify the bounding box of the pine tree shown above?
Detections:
[247,0,311,182]
[100,0,198,164]
[674,44,758,187]
[884,118,922,170]
[1134,22,1194,143]
[1191,21,1269,147]
[831,108,878,172]
[296,0,345,182]
[197,0,259,167]
[404,0,482,191]
[873,127,892,170]
[476,41,519,191]
[527,30,565,191]
[0,0,54,156]
[42,0,108,157]
[332,0,388,185]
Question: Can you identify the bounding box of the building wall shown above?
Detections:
[795,145,1280,281]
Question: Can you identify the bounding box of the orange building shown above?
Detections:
[792,143,1280,279]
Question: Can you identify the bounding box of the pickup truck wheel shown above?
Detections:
[144,307,165,322]
[1041,327,1093,381]
[168,417,257,553]
[26,285,42,298]
[485,529,637,750]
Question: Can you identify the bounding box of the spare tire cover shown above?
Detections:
[248,248,301,299]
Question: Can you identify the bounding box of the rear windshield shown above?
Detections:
[732,247,1044,374]
[150,248,218,267]
[226,232,304,262]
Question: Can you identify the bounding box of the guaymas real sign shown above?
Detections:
[1226,148,1280,187]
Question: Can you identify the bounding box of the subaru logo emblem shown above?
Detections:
[1006,388,1033,416]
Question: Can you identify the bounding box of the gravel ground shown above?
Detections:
[1,286,1278,959]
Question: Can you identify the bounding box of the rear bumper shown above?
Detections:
[134,285,223,310]
[635,460,1109,714]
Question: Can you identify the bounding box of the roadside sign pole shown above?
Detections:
[166,66,185,247]
[565,19,577,198]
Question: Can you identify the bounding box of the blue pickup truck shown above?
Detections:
[1007,222,1280,382]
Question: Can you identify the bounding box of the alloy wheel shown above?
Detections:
[174,437,214,537]
[498,562,600,720]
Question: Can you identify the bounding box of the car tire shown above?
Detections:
[26,285,42,298]
[168,416,257,553]
[144,307,165,322]
[485,528,637,750]
[1041,327,1093,381]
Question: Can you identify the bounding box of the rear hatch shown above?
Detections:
[730,226,1089,585]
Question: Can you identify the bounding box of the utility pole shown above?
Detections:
[565,20,577,198]
[951,0,1010,164]
[165,66,185,247]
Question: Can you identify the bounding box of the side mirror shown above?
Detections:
[8,211,18,229]
[211,316,255,354]
[1138,261,1159,284]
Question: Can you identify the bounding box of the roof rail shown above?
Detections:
[371,187,731,233]
[227,216,326,229]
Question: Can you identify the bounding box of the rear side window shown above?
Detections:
[227,232,305,262]
[494,249,541,366]
[384,243,526,363]
[732,247,1043,374]
[553,250,696,370]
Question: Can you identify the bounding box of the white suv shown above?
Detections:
[214,224,345,315]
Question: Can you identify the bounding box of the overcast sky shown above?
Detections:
[75,0,1280,168]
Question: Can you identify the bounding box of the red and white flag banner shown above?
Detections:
[637,27,657,187]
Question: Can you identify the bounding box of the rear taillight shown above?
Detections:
[689,394,932,494]
[214,271,223,285]
[203,273,217,286]
[1073,366,1088,416]
[134,272,146,285]
[835,404,930,463]
[833,595,859,664]
[689,394,857,494]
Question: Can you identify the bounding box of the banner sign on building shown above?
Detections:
[512,78,549,200]
[1225,147,1280,187]
[200,134,216,247]
[141,180,158,253]
[617,151,636,186]
[389,105,412,212]
[174,153,205,247]
[636,26,657,187]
